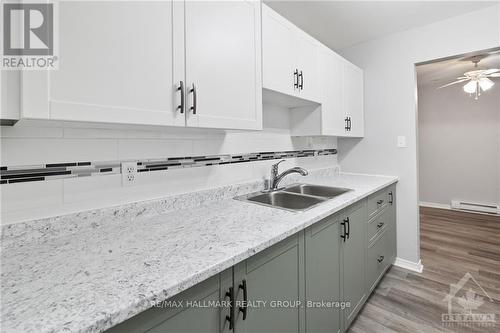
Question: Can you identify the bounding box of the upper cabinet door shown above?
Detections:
[319,47,344,136]
[22,1,185,127]
[262,5,319,103]
[262,5,296,97]
[343,61,364,137]
[294,33,319,102]
[185,0,262,130]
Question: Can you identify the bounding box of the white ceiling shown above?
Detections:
[416,51,500,87]
[263,1,499,51]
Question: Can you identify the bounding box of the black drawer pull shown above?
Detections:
[377,222,384,229]
[190,83,197,115]
[343,217,350,239]
[238,280,248,320]
[389,191,393,205]
[340,220,347,241]
[377,255,385,263]
[225,287,234,330]
[177,81,184,114]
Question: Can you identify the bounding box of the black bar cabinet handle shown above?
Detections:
[299,70,303,90]
[377,255,385,263]
[389,191,393,205]
[177,81,184,114]
[190,83,197,115]
[225,287,234,330]
[239,279,248,320]
[345,117,349,131]
[340,220,347,241]
[348,117,352,131]
[293,69,299,89]
[346,217,350,239]
[377,222,384,229]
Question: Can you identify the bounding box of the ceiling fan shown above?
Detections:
[438,57,500,100]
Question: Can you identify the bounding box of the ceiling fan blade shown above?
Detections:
[437,78,469,89]
[483,68,499,75]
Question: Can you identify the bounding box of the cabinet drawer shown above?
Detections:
[367,187,393,220]
[366,230,390,292]
[367,208,390,244]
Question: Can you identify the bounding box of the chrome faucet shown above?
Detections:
[268,160,308,191]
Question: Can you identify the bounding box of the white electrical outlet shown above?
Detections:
[121,162,137,186]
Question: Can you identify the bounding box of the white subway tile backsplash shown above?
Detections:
[63,174,122,204]
[1,138,118,166]
[117,139,193,160]
[0,105,339,225]
[63,127,165,139]
[0,179,63,213]
[0,126,64,138]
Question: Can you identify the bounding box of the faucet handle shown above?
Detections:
[272,159,286,170]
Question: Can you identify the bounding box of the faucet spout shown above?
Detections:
[268,161,308,191]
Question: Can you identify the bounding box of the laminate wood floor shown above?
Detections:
[349,207,500,333]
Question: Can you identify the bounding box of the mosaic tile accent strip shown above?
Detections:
[0,148,337,185]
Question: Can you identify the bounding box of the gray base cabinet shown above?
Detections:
[304,214,341,333]
[105,185,397,333]
[340,201,367,328]
[106,270,231,333]
[233,232,305,333]
[365,186,396,293]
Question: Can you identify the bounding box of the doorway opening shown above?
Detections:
[413,48,500,329]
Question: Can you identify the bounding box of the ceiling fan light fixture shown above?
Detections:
[436,55,499,100]
[478,77,494,91]
[463,80,476,94]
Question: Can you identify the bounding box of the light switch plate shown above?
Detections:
[397,136,407,148]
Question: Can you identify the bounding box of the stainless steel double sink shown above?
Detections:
[235,184,352,212]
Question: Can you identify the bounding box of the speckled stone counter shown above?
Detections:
[1,169,397,333]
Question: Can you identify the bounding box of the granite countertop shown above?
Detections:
[1,171,397,333]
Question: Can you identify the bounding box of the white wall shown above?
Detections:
[338,5,500,264]
[418,83,500,207]
[0,104,337,225]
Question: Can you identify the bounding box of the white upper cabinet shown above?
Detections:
[262,5,295,97]
[21,0,262,131]
[294,33,320,102]
[185,0,262,130]
[262,5,319,103]
[262,4,363,138]
[290,45,364,137]
[319,47,345,136]
[343,61,364,137]
[23,1,184,127]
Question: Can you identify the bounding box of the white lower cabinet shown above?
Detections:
[21,0,262,130]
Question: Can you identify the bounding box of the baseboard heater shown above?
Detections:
[451,200,500,215]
